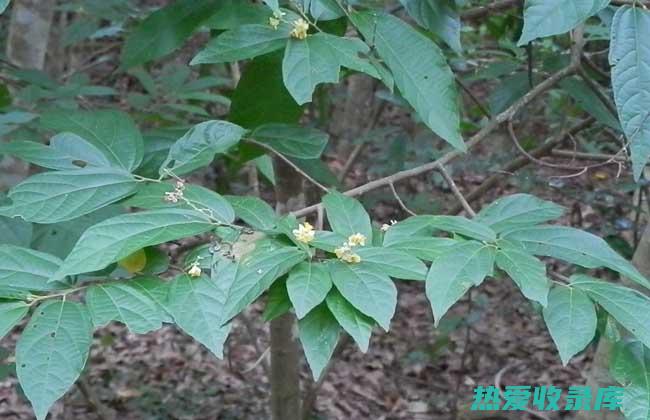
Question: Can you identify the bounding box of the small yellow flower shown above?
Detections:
[347,233,366,247]
[292,222,315,244]
[269,17,281,29]
[334,244,350,259]
[290,18,309,40]
[335,243,361,264]
[340,251,361,264]
[188,263,202,278]
[164,191,180,203]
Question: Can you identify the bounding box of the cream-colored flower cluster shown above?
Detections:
[334,233,367,264]
[293,222,315,244]
[290,18,309,39]
[164,180,186,204]
[268,10,285,30]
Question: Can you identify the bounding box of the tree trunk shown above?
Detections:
[575,223,650,420]
[6,0,55,70]
[270,159,305,420]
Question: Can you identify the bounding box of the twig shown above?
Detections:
[389,181,417,216]
[246,139,329,193]
[456,76,491,119]
[437,165,476,217]
[550,149,626,162]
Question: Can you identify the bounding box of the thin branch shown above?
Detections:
[293,59,580,218]
[437,165,476,217]
[246,139,329,193]
[456,76,491,119]
[550,149,626,162]
[389,181,417,216]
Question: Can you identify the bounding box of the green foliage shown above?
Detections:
[286,262,333,319]
[610,340,650,419]
[252,124,329,158]
[495,241,550,306]
[399,0,461,52]
[323,190,373,240]
[298,304,340,379]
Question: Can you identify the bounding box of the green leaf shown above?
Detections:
[0,133,112,171]
[225,195,277,230]
[351,11,463,150]
[0,245,66,291]
[124,182,235,223]
[399,0,461,52]
[476,194,565,233]
[31,206,122,259]
[121,0,221,68]
[263,278,292,321]
[204,0,270,29]
[495,241,551,306]
[311,230,347,252]
[298,304,340,379]
[16,300,93,420]
[384,215,495,242]
[129,276,172,323]
[326,288,374,352]
[191,24,290,65]
[560,78,621,130]
[572,276,650,349]
[355,247,427,280]
[282,33,378,104]
[252,123,328,159]
[301,0,345,21]
[161,120,246,176]
[610,340,650,420]
[329,261,397,331]
[489,72,530,115]
[254,155,276,185]
[0,0,10,15]
[609,6,650,180]
[322,191,373,241]
[0,215,32,247]
[40,110,144,172]
[384,237,459,261]
[222,245,307,321]
[543,286,597,366]
[86,282,163,334]
[54,209,214,280]
[229,51,303,127]
[0,301,29,340]
[502,225,650,289]
[0,168,137,223]
[426,241,495,325]
[517,0,610,45]
[167,271,233,358]
[287,262,333,318]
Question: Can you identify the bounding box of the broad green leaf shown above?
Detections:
[225,195,277,230]
[124,182,235,223]
[543,286,597,365]
[16,300,93,420]
[54,209,214,280]
[476,194,565,233]
[167,271,233,358]
[205,0,270,29]
[86,282,163,334]
[252,123,328,159]
[229,51,303,127]
[0,215,31,247]
[560,78,621,130]
[301,0,345,21]
[384,237,459,261]
[329,261,397,331]
[382,216,438,244]
[322,191,373,241]
[0,0,10,14]
[282,33,378,104]
[495,242,550,306]
[0,245,66,291]
[326,288,374,352]
[40,110,144,172]
[426,241,495,325]
[286,262,332,318]
[355,247,427,280]
[609,6,650,180]
[611,341,650,420]
[489,72,530,115]
[503,226,650,289]
[517,0,610,45]
[384,215,495,242]
[298,304,340,379]
[191,24,290,65]
[254,155,276,185]
[129,276,172,323]
[400,0,461,52]
[311,230,347,252]
[221,245,307,321]
[263,278,292,321]
[121,0,221,68]
[0,301,29,340]
[0,168,137,223]
[31,206,122,259]
[572,276,650,349]
[161,120,246,176]
[0,133,111,170]
[352,11,463,150]
[262,0,281,14]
